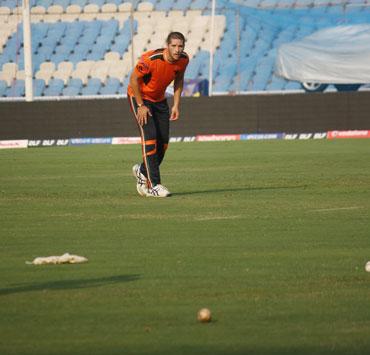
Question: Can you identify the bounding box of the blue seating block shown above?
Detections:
[0,80,7,97]
[156,0,175,11]
[6,80,25,97]
[33,79,46,97]
[190,0,209,10]
[2,0,17,8]
[44,78,64,96]
[81,78,101,96]
[173,0,192,11]
[62,78,83,97]
[100,78,121,95]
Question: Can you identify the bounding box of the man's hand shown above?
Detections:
[137,105,152,126]
[170,106,180,121]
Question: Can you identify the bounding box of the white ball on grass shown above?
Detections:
[197,308,212,323]
[365,261,370,272]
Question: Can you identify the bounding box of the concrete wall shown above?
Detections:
[1,91,370,140]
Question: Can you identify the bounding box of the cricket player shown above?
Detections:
[128,32,189,197]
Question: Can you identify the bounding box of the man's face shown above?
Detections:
[167,38,185,62]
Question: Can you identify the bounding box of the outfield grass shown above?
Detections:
[1,139,370,355]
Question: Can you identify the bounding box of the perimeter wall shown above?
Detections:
[1,92,370,140]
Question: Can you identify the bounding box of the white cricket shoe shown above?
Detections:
[145,184,171,198]
[136,183,149,197]
[132,164,148,197]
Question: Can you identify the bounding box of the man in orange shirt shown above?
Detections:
[128,32,189,197]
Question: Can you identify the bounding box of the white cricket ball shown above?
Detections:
[197,308,212,323]
[365,261,370,272]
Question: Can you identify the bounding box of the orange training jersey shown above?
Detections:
[127,48,189,102]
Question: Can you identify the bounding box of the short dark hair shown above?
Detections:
[166,32,186,45]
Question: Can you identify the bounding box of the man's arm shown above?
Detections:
[170,71,185,121]
[129,69,151,126]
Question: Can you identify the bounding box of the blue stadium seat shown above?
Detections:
[109,0,125,5]
[69,44,90,63]
[95,36,114,51]
[69,0,88,7]
[119,19,138,37]
[184,59,201,80]
[156,0,175,11]
[101,20,119,38]
[53,0,70,9]
[86,47,106,61]
[250,68,271,91]
[89,0,106,6]
[0,81,7,97]
[266,75,286,91]
[44,78,64,96]
[33,79,46,97]
[2,0,17,8]
[50,52,70,66]
[190,0,209,10]
[173,0,192,11]
[78,34,97,47]
[32,23,49,39]
[284,80,301,90]
[111,35,131,54]
[100,77,121,95]
[81,78,101,95]
[6,80,25,97]
[239,68,254,91]
[36,0,53,8]
[63,78,83,96]
[37,46,55,61]
[33,53,48,72]
[122,75,130,93]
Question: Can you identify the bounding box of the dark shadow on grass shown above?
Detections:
[0,274,140,296]
[174,185,307,196]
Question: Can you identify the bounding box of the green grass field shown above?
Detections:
[1,140,370,355]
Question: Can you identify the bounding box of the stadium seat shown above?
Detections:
[71,60,94,84]
[53,0,70,9]
[53,61,73,84]
[190,0,209,10]
[47,5,63,14]
[137,2,154,12]
[44,78,64,96]
[266,75,286,91]
[35,62,55,86]
[81,78,101,95]
[118,2,133,12]
[5,79,25,97]
[90,61,109,82]
[33,78,46,96]
[89,0,105,7]
[0,80,7,96]
[70,0,88,7]
[101,3,117,14]
[100,77,121,95]
[173,0,192,11]
[284,80,301,90]
[156,0,175,12]
[0,62,17,86]
[62,77,83,96]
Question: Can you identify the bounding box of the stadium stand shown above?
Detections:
[0,0,370,97]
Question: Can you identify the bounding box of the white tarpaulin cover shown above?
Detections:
[276,24,370,84]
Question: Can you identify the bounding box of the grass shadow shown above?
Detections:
[0,274,140,296]
[174,185,307,196]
